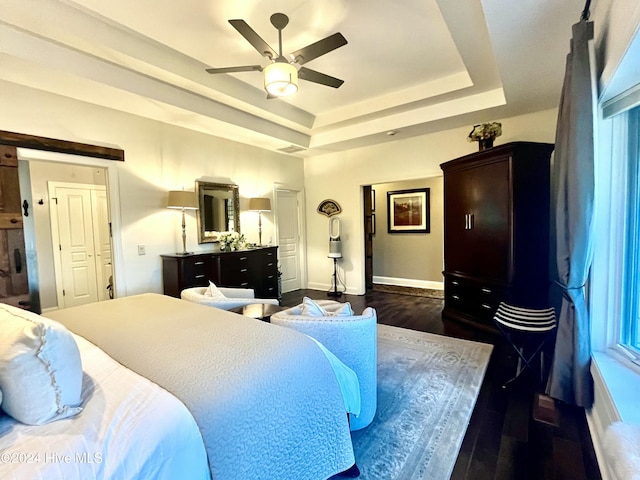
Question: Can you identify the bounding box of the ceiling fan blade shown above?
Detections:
[298,67,344,88]
[290,33,347,65]
[229,19,277,59]
[206,65,263,74]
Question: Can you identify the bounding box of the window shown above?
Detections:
[621,106,640,356]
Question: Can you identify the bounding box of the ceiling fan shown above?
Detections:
[206,13,348,98]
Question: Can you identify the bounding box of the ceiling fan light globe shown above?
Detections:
[264,62,298,97]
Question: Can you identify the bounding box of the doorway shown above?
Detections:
[363,185,374,290]
[363,178,445,292]
[17,150,123,312]
[275,187,304,293]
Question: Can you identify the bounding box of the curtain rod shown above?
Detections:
[581,0,591,20]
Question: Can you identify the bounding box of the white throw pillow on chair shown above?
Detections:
[204,281,227,299]
[301,297,353,317]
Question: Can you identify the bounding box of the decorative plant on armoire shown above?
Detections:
[467,121,502,150]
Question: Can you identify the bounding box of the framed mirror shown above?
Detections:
[195,180,240,243]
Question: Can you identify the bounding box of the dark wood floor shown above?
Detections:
[280,288,602,480]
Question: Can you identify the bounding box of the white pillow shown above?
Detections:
[0,303,83,425]
[300,297,354,317]
[204,281,227,299]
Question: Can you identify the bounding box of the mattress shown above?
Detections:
[0,333,210,480]
[48,293,356,480]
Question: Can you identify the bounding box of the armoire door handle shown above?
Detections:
[464,213,474,230]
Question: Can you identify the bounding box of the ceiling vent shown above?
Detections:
[278,145,307,154]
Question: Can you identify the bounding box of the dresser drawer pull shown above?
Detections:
[452,295,460,300]
[481,303,492,310]
[267,252,273,256]
[195,274,205,279]
[240,282,249,287]
[267,262,274,267]
[267,275,274,279]
[481,288,492,294]
[240,268,248,273]
[452,281,459,286]
[194,261,204,266]
[239,257,248,261]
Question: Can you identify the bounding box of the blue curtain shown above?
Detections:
[546,20,595,408]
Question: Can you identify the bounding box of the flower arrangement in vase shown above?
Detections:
[467,121,502,150]
[219,231,246,252]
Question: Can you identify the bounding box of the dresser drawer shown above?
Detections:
[181,257,212,285]
[445,276,508,325]
[259,248,279,297]
[219,252,255,288]
[161,254,218,297]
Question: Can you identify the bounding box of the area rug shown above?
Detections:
[333,324,493,480]
[372,284,445,300]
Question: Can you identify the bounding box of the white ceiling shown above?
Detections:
[0,0,586,156]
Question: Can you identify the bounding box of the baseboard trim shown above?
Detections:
[372,276,444,291]
[586,407,613,480]
[307,282,359,296]
[588,353,627,480]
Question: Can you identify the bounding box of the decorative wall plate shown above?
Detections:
[317,199,342,217]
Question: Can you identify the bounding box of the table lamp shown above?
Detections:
[167,190,198,255]
[249,197,271,246]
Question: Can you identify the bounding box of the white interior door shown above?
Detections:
[92,189,113,300]
[55,186,99,307]
[50,183,112,308]
[276,189,302,293]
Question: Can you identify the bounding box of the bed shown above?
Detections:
[0,294,358,480]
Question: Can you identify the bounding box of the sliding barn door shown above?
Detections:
[0,146,29,309]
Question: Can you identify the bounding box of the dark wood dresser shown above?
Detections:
[161,246,278,299]
[440,142,554,338]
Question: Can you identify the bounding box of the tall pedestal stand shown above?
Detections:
[327,256,342,297]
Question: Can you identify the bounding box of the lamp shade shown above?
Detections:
[167,190,198,210]
[249,197,271,212]
[264,62,298,97]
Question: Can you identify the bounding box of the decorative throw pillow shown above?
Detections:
[0,303,83,425]
[300,297,354,317]
[332,302,354,316]
[204,281,227,299]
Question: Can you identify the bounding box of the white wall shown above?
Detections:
[0,80,304,299]
[304,108,559,294]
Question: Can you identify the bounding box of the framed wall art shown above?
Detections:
[387,188,430,233]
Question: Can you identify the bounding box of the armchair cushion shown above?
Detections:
[301,296,353,317]
[204,281,226,299]
[180,286,279,311]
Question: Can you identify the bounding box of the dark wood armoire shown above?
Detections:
[440,142,554,339]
